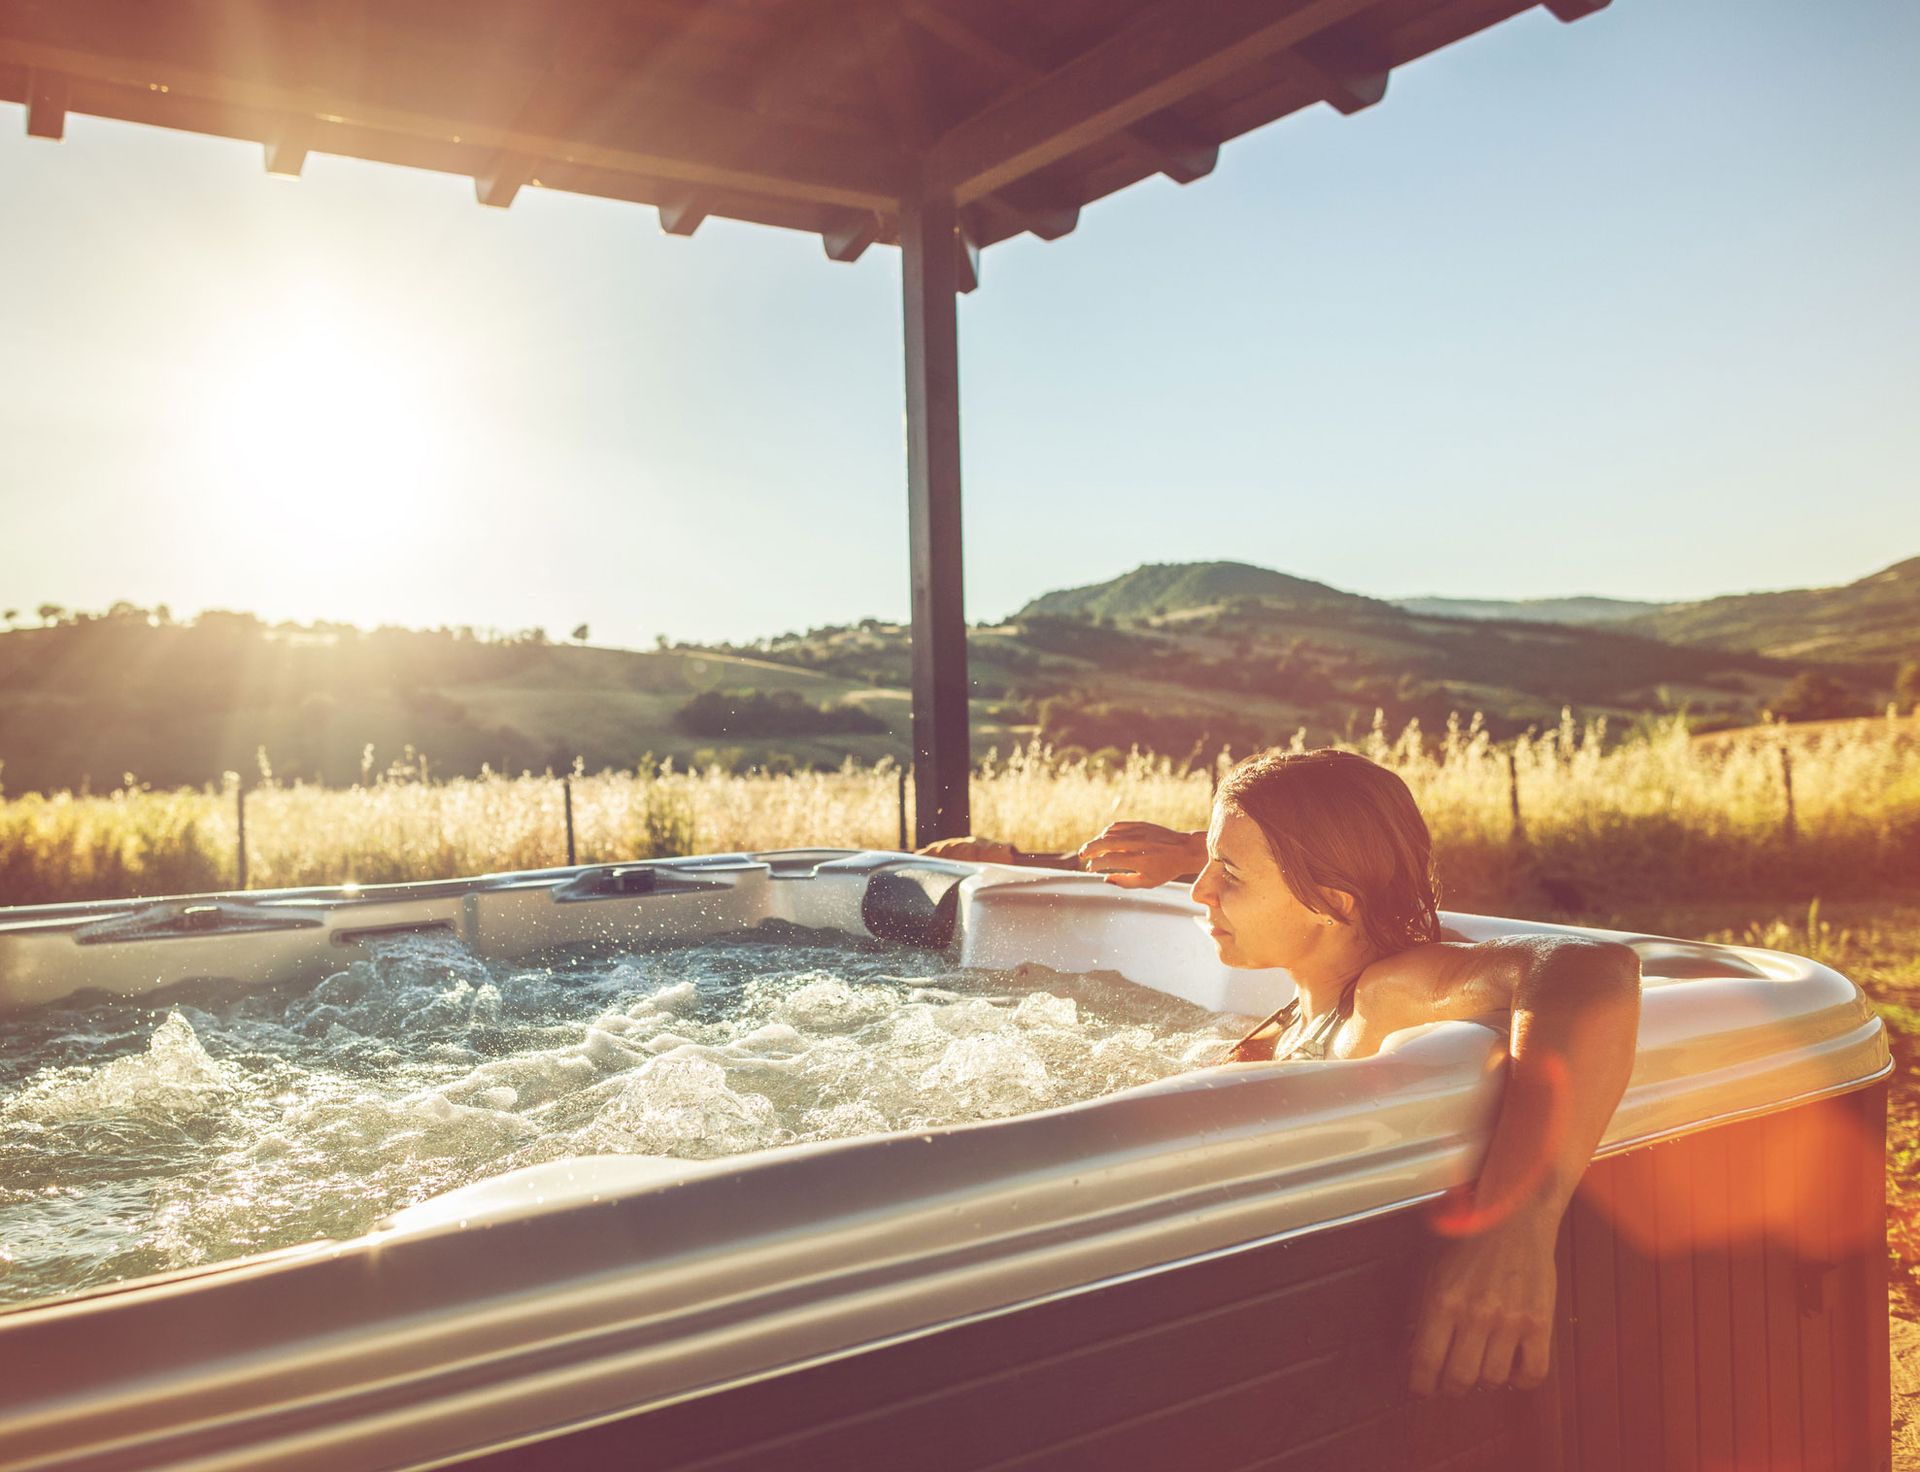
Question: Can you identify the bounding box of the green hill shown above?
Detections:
[1621,556,1920,663]
[1015,561,1383,622]
[756,565,1848,759]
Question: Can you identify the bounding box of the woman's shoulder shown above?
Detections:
[1352,939,1515,1036]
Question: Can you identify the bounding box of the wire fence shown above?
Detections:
[2,711,1916,911]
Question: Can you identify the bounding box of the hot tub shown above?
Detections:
[0,852,1892,1471]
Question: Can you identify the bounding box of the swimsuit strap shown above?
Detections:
[1218,998,1299,1064]
[1285,971,1362,1061]
[1218,970,1365,1065]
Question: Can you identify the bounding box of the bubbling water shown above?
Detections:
[0,924,1244,1306]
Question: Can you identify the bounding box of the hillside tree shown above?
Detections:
[1772,671,1865,723]
[1896,661,1920,714]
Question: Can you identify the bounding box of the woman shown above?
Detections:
[924,747,1642,1399]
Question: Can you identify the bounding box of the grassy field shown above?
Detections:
[3,709,1913,908]
[2,710,1915,1309]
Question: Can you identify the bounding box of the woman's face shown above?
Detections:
[1189,805,1342,970]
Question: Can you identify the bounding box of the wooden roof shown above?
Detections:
[0,0,1606,269]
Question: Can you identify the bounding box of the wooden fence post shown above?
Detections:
[235,782,248,890]
[1507,748,1525,842]
[1779,745,1796,844]
[563,776,577,866]
[897,765,909,851]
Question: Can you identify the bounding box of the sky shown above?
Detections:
[0,0,1916,648]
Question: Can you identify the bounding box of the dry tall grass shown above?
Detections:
[2,710,1915,909]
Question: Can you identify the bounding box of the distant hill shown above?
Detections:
[1391,595,1669,626]
[4,554,1909,793]
[0,614,949,793]
[1016,561,1384,622]
[780,562,1855,759]
[1621,556,1920,664]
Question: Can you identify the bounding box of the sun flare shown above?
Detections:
[187,285,454,537]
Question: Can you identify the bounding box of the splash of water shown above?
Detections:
[0,925,1240,1306]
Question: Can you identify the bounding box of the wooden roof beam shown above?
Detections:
[25,68,64,139]
[1545,0,1611,19]
[657,193,707,236]
[904,5,1214,188]
[860,7,933,148]
[955,223,980,295]
[476,156,533,209]
[1278,36,1390,115]
[1126,119,1218,184]
[822,210,882,263]
[264,124,307,177]
[474,5,639,211]
[924,0,1386,203]
[971,184,1080,244]
[1003,193,1080,241]
[0,36,906,212]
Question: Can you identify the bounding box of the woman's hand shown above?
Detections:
[1075,822,1207,888]
[915,837,1024,864]
[1408,1197,1559,1396]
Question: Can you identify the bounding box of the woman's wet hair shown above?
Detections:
[1217,748,1441,957]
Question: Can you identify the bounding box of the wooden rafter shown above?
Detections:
[0,0,1613,265]
[858,5,929,148]
[0,30,906,213]
[821,210,882,262]
[656,192,707,235]
[924,0,1387,203]
[904,4,1215,197]
[264,124,307,177]
[24,67,63,138]
[742,0,867,120]
[1271,35,1390,115]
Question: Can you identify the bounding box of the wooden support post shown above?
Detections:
[900,188,972,846]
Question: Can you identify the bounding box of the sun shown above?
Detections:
[186,283,453,535]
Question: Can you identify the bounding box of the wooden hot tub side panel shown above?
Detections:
[451,1082,1888,1472]
[1555,1080,1889,1472]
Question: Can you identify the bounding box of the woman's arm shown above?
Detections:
[914,837,1082,869]
[919,822,1210,883]
[1404,937,1642,1396]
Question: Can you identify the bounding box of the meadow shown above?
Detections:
[3,709,1916,1311]
[2,709,1913,911]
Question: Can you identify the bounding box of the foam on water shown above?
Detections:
[0,923,1244,1306]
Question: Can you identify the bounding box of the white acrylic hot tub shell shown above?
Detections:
[0,853,1891,1472]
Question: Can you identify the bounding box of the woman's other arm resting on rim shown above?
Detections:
[919,822,1209,877]
[1393,936,1643,1397]
[914,836,1083,868]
